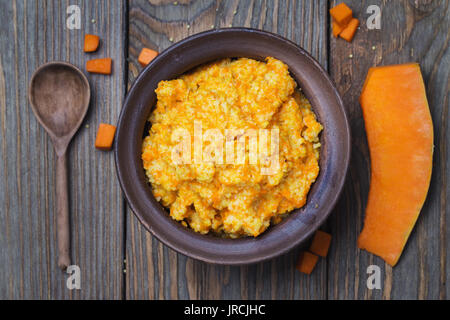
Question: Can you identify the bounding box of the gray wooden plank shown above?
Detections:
[328,0,449,299]
[125,0,328,300]
[0,0,126,299]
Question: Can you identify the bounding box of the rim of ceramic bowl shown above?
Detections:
[115,28,351,265]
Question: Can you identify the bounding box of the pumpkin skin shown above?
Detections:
[357,63,434,266]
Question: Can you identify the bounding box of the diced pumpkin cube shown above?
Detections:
[95,123,116,151]
[309,230,332,257]
[86,58,112,75]
[329,2,353,27]
[339,18,359,42]
[84,34,100,52]
[138,48,159,67]
[296,251,319,275]
[332,21,345,38]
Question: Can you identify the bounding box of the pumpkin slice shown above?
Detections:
[357,63,433,266]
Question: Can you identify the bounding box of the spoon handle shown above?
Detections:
[56,152,71,270]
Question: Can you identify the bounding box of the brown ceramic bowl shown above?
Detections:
[115,28,350,265]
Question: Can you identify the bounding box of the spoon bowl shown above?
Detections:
[29,61,90,269]
[29,62,90,147]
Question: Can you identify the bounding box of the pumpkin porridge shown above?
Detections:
[142,57,323,238]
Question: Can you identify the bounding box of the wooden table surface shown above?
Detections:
[0,0,448,300]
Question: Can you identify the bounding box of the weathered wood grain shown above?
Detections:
[0,0,126,299]
[328,0,449,299]
[125,0,328,300]
[1,0,447,301]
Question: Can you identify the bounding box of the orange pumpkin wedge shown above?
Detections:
[357,63,434,266]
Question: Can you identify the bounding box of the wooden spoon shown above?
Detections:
[28,62,90,270]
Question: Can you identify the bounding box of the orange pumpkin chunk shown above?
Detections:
[357,63,433,266]
[138,48,159,66]
[296,251,319,275]
[86,58,112,75]
[332,21,345,38]
[84,34,100,52]
[329,2,353,27]
[95,123,116,151]
[339,18,359,42]
[309,230,332,257]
